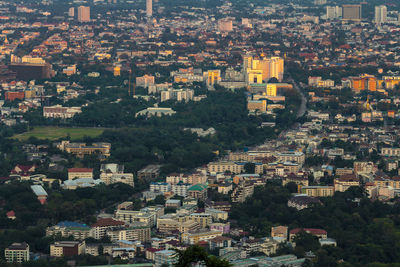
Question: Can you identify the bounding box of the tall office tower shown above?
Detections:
[77,6,90,22]
[68,7,74,17]
[342,4,362,20]
[218,18,233,32]
[375,5,387,24]
[243,55,285,84]
[326,6,342,19]
[146,0,152,17]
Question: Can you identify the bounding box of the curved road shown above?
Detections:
[289,76,307,118]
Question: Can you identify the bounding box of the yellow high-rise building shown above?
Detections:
[243,55,284,84]
[206,70,221,87]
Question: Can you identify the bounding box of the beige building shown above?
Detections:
[181,230,223,245]
[374,177,400,189]
[334,176,360,192]
[106,226,151,242]
[207,161,263,174]
[58,141,111,158]
[68,168,93,180]
[5,243,29,263]
[381,147,400,157]
[300,186,335,197]
[188,213,213,228]
[231,182,254,203]
[276,152,305,165]
[50,241,85,257]
[43,105,82,119]
[342,4,361,20]
[77,6,90,22]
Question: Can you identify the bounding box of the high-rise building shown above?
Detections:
[146,0,152,17]
[342,4,362,20]
[68,7,74,17]
[375,5,387,24]
[77,6,90,22]
[326,6,342,19]
[243,55,284,84]
[218,18,233,32]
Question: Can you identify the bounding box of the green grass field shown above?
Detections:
[11,126,105,141]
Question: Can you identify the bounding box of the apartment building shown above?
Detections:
[171,181,191,197]
[100,173,134,187]
[188,213,213,228]
[106,226,151,242]
[43,105,82,118]
[115,206,164,227]
[187,184,208,200]
[374,177,400,189]
[300,186,335,197]
[181,230,223,245]
[208,161,263,174]
[276,152,305,165]
[231,182,254,203]
[91,218,125,239]
[334,175,360,192]
[5,243,29,263]
[150,182,172,193]
[353,161,377,174]
[50,241,85,257]
[381,147,400,157]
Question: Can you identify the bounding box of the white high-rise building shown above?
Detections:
[326,6,342,20]
[375,5,387,24]
[146,0,152,17]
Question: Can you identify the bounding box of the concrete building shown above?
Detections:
[58,141,111,158]
[187,184,208,200]
[146,0,152,17]
[5,243,29,263]
[181,230,223,245]
[68,168,93,180]
[218,18,233,32]
[342,4,361,20]
[50,241,85,257]
[300,186,335,197]
[43,105,82,119]
[154,250,176,267]
[326,6,342,20]
[77,6,90,22]
[68,7,74,17]
[136,74,155,88]
[375,5,387,24]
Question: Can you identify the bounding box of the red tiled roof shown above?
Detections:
[6,210,15,217]
[290,228,327,236]
[91,218,125,228]
[68,168,93,173]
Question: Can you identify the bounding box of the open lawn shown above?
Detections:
[11,126,105,141]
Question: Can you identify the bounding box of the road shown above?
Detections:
[289,76,307,118]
